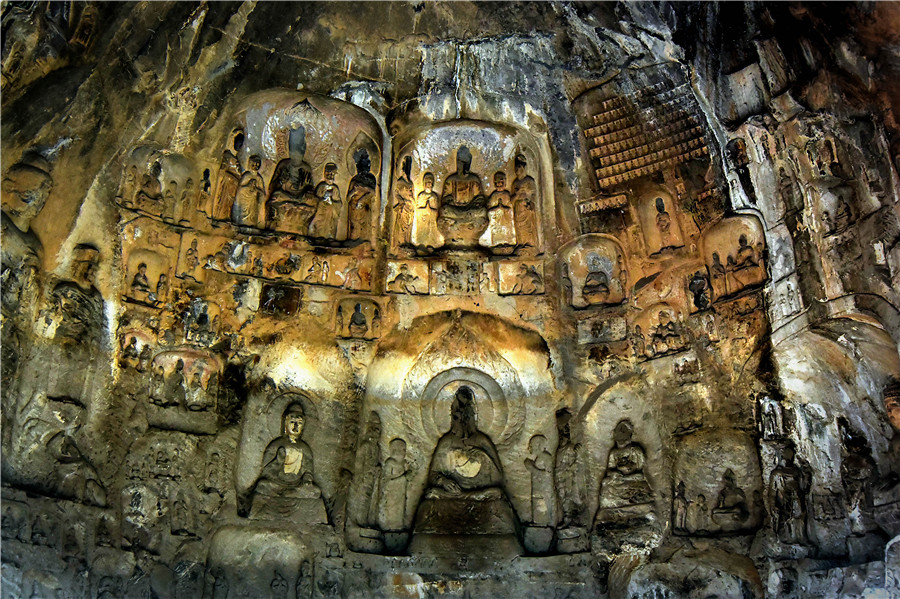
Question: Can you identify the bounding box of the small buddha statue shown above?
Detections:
[136,162,163,204]
[348,303,368,338]
[130,262,150,294]
[712,468,748,523]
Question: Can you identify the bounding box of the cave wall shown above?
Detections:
[1,2,899,598]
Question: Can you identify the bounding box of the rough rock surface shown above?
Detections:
[2,2,899,598]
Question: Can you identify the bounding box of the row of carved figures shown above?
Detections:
[390,151,540,254]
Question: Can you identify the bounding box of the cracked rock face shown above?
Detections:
[2,2,900,598]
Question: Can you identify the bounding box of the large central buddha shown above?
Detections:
[425,386,503,500]
[437,146,488,249]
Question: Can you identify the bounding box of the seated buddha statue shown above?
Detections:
[266,126,318,234]
[246,403,323,520]
[438,146,488,248]
[424,386,504,501]
[595,419,654,523]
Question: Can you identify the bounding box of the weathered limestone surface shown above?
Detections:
[2,2,900,598]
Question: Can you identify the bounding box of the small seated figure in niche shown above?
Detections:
[424,386,503,501]
[136,162,163,204]
[347,149,377,242]
[525,434,554,526]
[595,419,654,524]
[711,468,749,524]
[392,156,415,249]
[438,146,487,247]
[185,371,208,411]
[213,131,243,220]
[266,126,318,234]
[413,172,444,251]
[232,155,264,227]
[309,162,343,239]
[245,403,322,519]
[130,262,151,295]
[511,154,539,253]
[727,234,765,293]
[478,171,516,252]
[770,444,810,545]
[348,303,368,338]
[582,254,611,305]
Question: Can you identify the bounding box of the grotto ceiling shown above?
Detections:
[2,1,900,598]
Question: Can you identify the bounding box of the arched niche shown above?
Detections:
[360,311,557,538]
[234,330,355,524]
[700,215,767,302]
[211,91,383,242]
[634,186,685,256]
[388,120,548,256]
[117,146,197,224]
[559,234,628,309]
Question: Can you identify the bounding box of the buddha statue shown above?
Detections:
[595,419,654,523]
[244,403,323,520]
[266,126,318,234]
[438,146,488,248]
[424,386,503,501]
